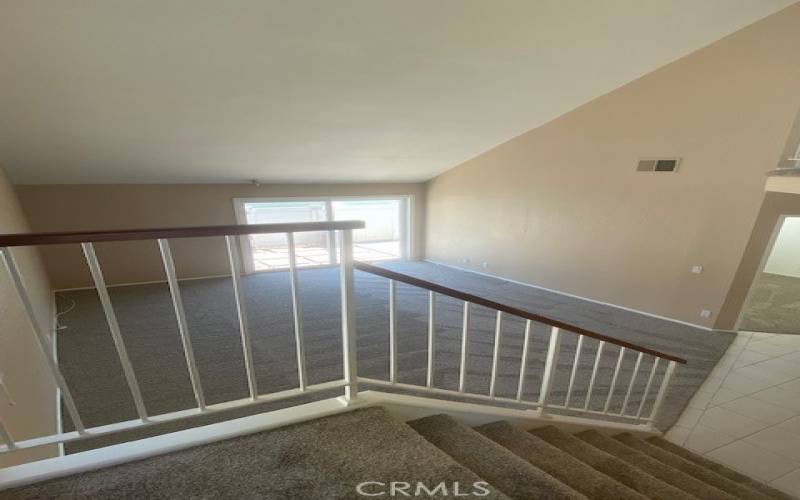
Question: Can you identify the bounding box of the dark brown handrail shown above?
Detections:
[354,261,687,364]
[0,221,366,247]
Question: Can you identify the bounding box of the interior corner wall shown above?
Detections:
[764,217,800,278]
[424,4,800,329]
[14,183,426,290]
[717,191,800,330]
[0,166,59,467]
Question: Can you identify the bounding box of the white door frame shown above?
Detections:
[734,214,792,332]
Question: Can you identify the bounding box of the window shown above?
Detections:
[234,196,411,272]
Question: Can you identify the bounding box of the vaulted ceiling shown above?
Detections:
[0,1,795,184]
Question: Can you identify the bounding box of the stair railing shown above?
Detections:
[0,221,685,458]
[353,262,686,425]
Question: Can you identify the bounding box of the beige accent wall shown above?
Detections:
[425,4,800,329]
[15,183,426,290]
[0,166,58,467]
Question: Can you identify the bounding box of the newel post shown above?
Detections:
[339,229,358,401]
[538,326,562,415]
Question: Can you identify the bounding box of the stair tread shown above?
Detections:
[476,421,648,500]
[4,407,511,500]
[577,430,736,500]
[409,415,586,500]
[617,433,773,500]
[647,437,795,500]
[530,426,696,500]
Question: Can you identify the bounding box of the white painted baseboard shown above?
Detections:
[425,259,735,334]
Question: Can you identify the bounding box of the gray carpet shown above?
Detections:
[739,272,800,334]
[53,261,734,453]
[476,421,646,500]
[614,433,771,500]
[5,407,509,500]
[9,410,789,500]
[577,430,736,500]
[409,414,584,500]
[529,426,694,500]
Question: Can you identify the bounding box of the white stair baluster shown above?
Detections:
[636,357,660,421]
[538,327,562,413]
[158,239,206,410]
[286,233,308,391]
[564,335,584,408]
[516,320,532,401]
[0,247,86,434]
[82,242,148,421]
[458,301,471,393]
[489,311,503,398]
[225,235,258,400]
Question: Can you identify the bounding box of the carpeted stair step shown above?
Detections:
[409,415,587,500]
[647,437,795,500]
[476,421,647,500]
[616,433,774,500]
[4,407,511,500]
[576,430,735,500]
[530,426,695,500]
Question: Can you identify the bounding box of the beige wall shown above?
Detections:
[0,166,58,467]
[425,4,800,329]
[16,183,426,289]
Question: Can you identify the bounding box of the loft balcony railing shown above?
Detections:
[0,221,685,457]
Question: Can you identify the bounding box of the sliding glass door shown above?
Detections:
[235,196,410,272]
[331,199,406,262]
[239,200,332,271]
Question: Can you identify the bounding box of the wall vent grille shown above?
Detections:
[637,158,680,172]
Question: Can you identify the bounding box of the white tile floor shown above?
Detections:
[665,331,800,497]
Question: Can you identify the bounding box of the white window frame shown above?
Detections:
[233,195,414,274]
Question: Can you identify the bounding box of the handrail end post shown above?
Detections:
[340,229,358,401]
[648,360,678,426]
[537,326,562,415]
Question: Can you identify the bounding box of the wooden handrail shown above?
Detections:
[0,221,365,247]
[354,261,687,364]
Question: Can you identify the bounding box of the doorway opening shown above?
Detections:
[234,196,411,272]
[738,215,800,334]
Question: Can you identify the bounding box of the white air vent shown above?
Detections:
[636,158,681,172]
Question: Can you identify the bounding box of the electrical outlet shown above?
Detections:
[691,265,703,274]
[700,309,713,319]
[481,262,489,269]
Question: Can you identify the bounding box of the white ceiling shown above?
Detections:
[0,1,795,184]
